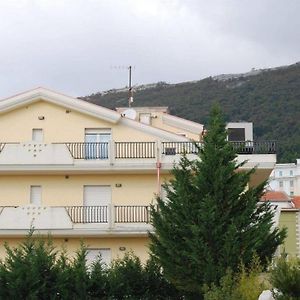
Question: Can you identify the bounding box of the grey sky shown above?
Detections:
[0,0,299,98]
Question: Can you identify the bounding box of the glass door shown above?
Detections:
[84,131,110,159]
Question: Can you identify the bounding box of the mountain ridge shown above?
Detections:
[80,62,300,163]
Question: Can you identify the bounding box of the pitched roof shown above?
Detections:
[0,87,189,142]
[0,87,121,123]
[261,191,290,202]
[292,196,300,208]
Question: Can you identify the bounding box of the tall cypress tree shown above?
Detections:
[150,105,286,299]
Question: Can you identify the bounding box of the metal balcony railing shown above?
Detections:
[162,141,202,155]
[65,206,108,223]
[114,205,151,223]
[65,142,109,159]
[230,141,276,154]
[115,142,156,159]
[162,141,276,155]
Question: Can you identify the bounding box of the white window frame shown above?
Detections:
[84,129,111,159]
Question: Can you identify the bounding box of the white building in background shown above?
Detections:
[269,159,300,196]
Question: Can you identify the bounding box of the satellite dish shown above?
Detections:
[122,108,137,120]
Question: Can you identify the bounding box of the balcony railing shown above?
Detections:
[64,205,151,224]
[115,142,156,159]
[65,206,108,223]
[0,141,276,161]
[65,143,109,159]
[161,141,276,155]
[115,205,151,223]
[162,141,201,155]
[230,141,276,154]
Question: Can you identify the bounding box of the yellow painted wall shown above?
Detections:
[0,174,162,206]
[0,100,163,143]
[279,211,297,257]
[0,236,150,263]
[150,112,200,141]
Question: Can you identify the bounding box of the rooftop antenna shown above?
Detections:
[128,65,133,107]
[110,65,135,107]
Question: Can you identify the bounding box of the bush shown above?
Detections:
[107,253,182,300]
[0,234,60,299]
[204,257,269,300]
[0,234,181,299]
[270,255,300,300]
[143,256,183,299]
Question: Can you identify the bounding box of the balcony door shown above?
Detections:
[83,185,111,223]
[84,129,111,159]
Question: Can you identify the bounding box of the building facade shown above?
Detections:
[269,159,300,196]
[261,191,300,257]
[0,87,277,264]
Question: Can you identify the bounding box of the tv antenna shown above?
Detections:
[110,65,135,107]
[128,65,133,107]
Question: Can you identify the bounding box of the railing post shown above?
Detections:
[110,141,115,165]
[157,140,162,161]
[108,203,114,229]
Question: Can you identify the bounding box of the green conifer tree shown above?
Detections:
[150,105,286,299]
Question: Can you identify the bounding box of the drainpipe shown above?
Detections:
[156,161,161,196]
[156,141,162,196]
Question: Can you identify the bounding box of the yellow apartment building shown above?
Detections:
[0,87,277,264]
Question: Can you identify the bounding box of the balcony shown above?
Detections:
[0,205,152,237]
[0,141,276,176]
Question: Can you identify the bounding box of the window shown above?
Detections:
[290,180,294,187]
[227,128,245,141]
[32,129,43,142]
[86,248,111,267]
[279,171,283,177]
[290,170,293,176]
[84,129,111,159]
[279,181,283,188]
[30,186,42,205]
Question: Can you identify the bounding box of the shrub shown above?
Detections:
[204,257,269,300]
[143,256,183,299]
[270,255,300,300]
[0,233,182,299]
[107,252,145,299]
[0,233,60,299]
[88,258,109,299]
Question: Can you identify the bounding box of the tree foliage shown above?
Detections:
[149,105,286,298]
[0,233,181,299]
[270,255,300,300]
[203,256,269,300]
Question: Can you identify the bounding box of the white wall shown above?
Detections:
[269,160,300,196]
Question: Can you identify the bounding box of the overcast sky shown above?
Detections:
[0,0,299,98]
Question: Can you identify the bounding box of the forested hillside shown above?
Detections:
[80,63,300,163]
